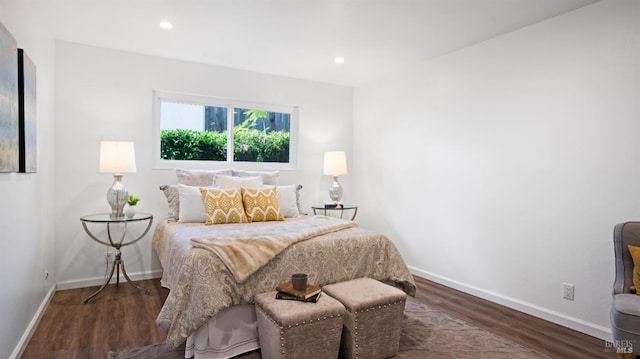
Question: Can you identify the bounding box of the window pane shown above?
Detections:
[154,91,297,169]
[233,108,290,163]
[160,101,228,161]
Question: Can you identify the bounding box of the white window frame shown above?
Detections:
[152,90,298,170]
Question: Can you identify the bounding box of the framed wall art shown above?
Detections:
[0,21,19,172]
[18,49,36,173]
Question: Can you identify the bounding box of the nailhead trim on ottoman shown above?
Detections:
[255,291,346,359]
[323,277,407,359]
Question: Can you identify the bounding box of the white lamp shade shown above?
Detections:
[323,151,347,176]
[99,141,137,173]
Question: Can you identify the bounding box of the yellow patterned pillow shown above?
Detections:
[629,244,640,293]
[241,187,284,222]
[199,188,248,225]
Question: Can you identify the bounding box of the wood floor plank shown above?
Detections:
[21,276,615,358]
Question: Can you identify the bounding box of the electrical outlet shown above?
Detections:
[563,283,575,301]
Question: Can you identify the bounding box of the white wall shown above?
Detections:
[0,4,57,358]
[53,41,354,287]
[353,0,640,339]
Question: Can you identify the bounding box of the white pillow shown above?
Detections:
[177,184,208,223]
[232,169,279,186]
[215,175,263,189]
[261,184,303,218]
[176,168,232,186]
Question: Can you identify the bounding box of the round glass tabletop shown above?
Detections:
[80,212,153,223]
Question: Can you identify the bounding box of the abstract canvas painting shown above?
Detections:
[0,21,18,172]
[18,49,36,173]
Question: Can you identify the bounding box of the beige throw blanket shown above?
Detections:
[190,216,357,283]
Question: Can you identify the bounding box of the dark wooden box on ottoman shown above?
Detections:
[323,277,407,359]
[255,291,346,359]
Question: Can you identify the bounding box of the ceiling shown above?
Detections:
[10,0,598,86]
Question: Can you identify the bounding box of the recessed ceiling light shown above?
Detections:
[160,21,174,30]
[334,57,345,64]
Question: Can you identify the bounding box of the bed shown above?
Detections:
[153,169,416,358]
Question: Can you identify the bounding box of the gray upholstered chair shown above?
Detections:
[611,222,640,357]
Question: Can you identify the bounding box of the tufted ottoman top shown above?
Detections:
[323,277,407,310]
[254,291,346,327]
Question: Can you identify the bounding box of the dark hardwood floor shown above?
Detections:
[21,276,614,358]
[412,276,614,359]
[21,279,169,359]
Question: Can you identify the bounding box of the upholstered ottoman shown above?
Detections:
[255,291,346,359]
[323,277,407,359]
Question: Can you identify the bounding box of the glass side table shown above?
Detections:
[311,205,358,221]
[80,212,154,303]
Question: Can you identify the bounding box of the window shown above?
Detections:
[153,91,298,169]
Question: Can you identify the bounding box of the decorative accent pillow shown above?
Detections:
[232,169,279,186]
[176,168,232,186]
[177,184,209,223]
[261,184,304,218]
[159,184,180,222]
[200,188,249,225]
[215,175,263,189]
[628,244,640,293]
[241,188,284,222]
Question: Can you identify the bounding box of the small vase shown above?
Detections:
[124,205,135,219]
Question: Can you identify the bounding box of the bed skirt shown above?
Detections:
[185,305,259,359]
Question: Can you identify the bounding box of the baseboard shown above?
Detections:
[56,269,163,291]
[10,283,57,359]
[409,266,612,341]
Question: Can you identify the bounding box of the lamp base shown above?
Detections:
[107,174,128,218]
[328,176,343,203]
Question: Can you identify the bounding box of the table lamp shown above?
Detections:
[99,141,136,218]
[323,151,347,203]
